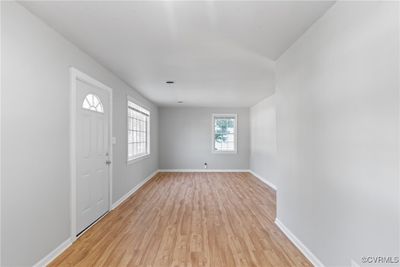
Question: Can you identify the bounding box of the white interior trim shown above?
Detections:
[69,67,113,242]
[33,238,72,267]
[112,170,159,210]
[159,169,249,172]
[73,211,110,241]
[275,218,325,267]
[248,170,277,191]
[127,154,151,165]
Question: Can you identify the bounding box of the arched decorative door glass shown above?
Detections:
[82,93,104,113]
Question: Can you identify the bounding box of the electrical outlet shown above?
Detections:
[204,162,208,169]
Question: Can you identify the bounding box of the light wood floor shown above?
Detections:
[50,172,311,267]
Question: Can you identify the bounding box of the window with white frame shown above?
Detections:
[127,99,150,162]
[212,114,237,153]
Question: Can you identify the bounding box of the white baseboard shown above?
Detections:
[158,169,249,172]
[275,218,324,267]
[33,238,72,267]
[248,170,277,191]
[111,170,159,210]
[34,170,159,266]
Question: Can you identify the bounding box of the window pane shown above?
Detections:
[128,100,150,160]
[213,116,235,152]
[128,131,133,143]
[128,144,133,157]
[82,94,104,114]
[141,143,145,154]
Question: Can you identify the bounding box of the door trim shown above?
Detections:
[70,67,113,242]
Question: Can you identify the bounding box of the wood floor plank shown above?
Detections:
[49,172,312,267]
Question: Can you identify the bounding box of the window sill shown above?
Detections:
[127,154,151,165]
[212,150,237,154]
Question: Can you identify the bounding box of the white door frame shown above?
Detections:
[70,67,113,242]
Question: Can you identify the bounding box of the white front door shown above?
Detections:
[76,79,110,235]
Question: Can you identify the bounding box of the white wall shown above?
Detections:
[275,1,399,266]
[250,95,277,186]
[159,107,250,170]
[1,2,158,266]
